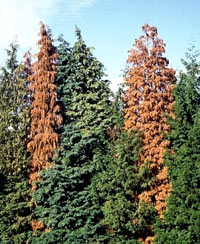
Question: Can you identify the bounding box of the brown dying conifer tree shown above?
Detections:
[27,22,61,197]
[124,24,176,243]
[27,22,61,232]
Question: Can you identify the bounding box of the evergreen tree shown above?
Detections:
[0,43,32,243]
[0,43,30,176]
[0,175,32,244]
[95,129,155,244]
[27,22,62,232]
[123,24,176,242]
[93,89,156,243]
[154,46,200,244]
[53,35,72,126]
[32,28,112,243]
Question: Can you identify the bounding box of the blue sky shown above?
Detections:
[0,0,200,91]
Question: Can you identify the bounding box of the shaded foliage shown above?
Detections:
[154,46,200,244]
[0,43,32,243]
[0,175,32,244]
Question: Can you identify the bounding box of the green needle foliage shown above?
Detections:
[0,43,30,175]
[94,129,141,243]
[0,43,32,243]
[93,90,156,243]
[32,28,113,243]
[154,46,200,244]
[0,175,32,244]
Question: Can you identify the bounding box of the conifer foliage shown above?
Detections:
[94,89,157,243]
[0,43,32,243]
[2,21,200,244]
[32,28,112,243]
[124,24,176,219]
[154,47,200,244]
[27,22,62,192]
[0,43,30,176]
[95,129,143,243]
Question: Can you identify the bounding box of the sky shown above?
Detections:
[0,0,200,92]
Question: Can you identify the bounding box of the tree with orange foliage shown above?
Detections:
[124,24,176,243]
[27,22,62,192]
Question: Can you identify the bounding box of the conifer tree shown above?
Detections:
[32,28,112,243]
[93,89,156,243]
[27,22,62,232]
[0,43,30,176]
[95,129,156,244]
[0,43,32,243]
[123,24,176,242]
[27,22,61,189]
[154,46,200,244]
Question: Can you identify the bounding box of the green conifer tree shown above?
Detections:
[94,130,142,244]
[154,46,200,244]
[0,43,32,243]
[32,28,112,243]
[93,89,156,243]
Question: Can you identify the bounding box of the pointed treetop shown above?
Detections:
[75,25,83,42]
[5,41,19,71]
[39,21,51,37]
[39,21,46,35]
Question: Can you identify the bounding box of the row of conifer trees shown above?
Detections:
[0,22,200,244]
